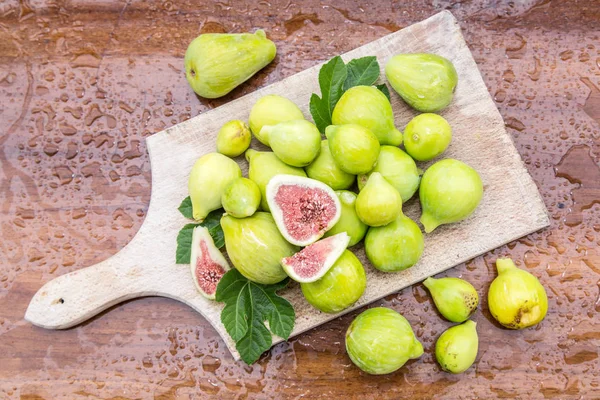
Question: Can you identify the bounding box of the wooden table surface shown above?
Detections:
[1,1,599,398]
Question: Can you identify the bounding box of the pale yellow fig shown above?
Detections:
[355,172,402,227]
[249,95,305,146]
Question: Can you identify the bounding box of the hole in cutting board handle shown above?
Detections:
[52,297,65,305]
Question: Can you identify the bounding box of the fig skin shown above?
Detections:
[385,53,458,112]
[403,113,452,162]
[245,149,307,211]
[488,258,548,329]
[261,119,322,167]
[249,95,305,146]
[221,212,298,285]
[435,320,478,374]
[216,120,252,157]
[305,140,356,190]
[355,172,402,227]
[423,277,479,322]
[325,124,380,175]
[188,152,242,221]
[364,214,423,272]
[419,158,483,233]
[184,30,276,99]
[346,307,423,375]
[221,177,261,218]
[332,85,403,146]
[357,146,421,203]
[300,250,366,313]
[323,190,367,247]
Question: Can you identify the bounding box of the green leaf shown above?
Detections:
[254,284,295,340]
[178,196,193,219]
[376,83,391,101]
[309,93,330,134]
[343,56,380,91]
[175,209,225,264]
[222,284,249,341]
[309,56,347,133]
[236,313,272,365]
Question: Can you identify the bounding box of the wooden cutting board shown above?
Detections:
[25,10,549,361]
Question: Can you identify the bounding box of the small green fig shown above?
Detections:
[221,177,261,218]
[245,149,306,211]
[358,146,421,203]
[435,320,478,374]
[326,124,380,175]
[488,258,548,329]
[261,119,321,167]
[403,113,452,161]
[355,172,402,227]
[423,277,479,322]
[301,250,366,313]
[221,212,298,284]
[305,140,355,190]
[184,30,276,99]
[188,153,242,221]
[364,214,423,272]
[332,85,403,146]
[346,307,423,375]
[216,120,252,157]
[419,159,483,233]
[385,53,458,112]
[324,191,368,247]
[249,95,305,146]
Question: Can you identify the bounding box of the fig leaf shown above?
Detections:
[375,83,391,101]
[344,56,380,91]
[178,196,193,219]
[309,56,347,132]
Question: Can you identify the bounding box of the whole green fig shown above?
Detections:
[324,191,368,246]
[216,120,251,157]
[364,214,423,272]
[305,140,355,190]
[358,146,421,203]
[346,307,423,375]
[419,159,483,233]
[355,172,402,227]
[221,177,261,218]
[184,30,276,99]
[188,153,242,221]
[221,212,298,284]
[325,124,380,175]
[403,113,452,161]
[245,149,306,211]
[435,320,478,374]
[385,53,458,112]
[249,95,304,146]
[301,250,366,313]
[261,119,321,167]
[332,85,402,146]
[423,277,478,322]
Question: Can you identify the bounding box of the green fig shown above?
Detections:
[260,119,321,167]
[249,95,305,146]
[403,113,452,161]
[325,124,380,175]
[221,212,298,284]
[385,53,458,112]
[188,153,242,221]
[346,307,423,375]
[324,191,368,246]
[488,258,548,329]
[245,149,306,211]
[364,214,423,272]
[355,172,402,227]
[357,146,421,203]
[435,320,478,374]
[305,140,355,190]
[184,30,276,99]
[423,277,479,322]
[332,85,403,146]
[221,177,261,218]
[301,250,366,313]
[419,159,483,233]
[216,120,252,157]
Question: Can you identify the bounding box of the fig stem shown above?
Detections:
[420,212,439,233]
[423,276,436,289]
[496,258,517,274]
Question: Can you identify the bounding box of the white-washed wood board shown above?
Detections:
[25,11,549,360]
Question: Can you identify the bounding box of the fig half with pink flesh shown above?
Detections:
[189,226,230,299]
[281,232,350,283]
[266,175,342,246]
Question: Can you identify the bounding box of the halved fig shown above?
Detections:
[189,226,230,299]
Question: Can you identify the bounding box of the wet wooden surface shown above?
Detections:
[0,0,599,398]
